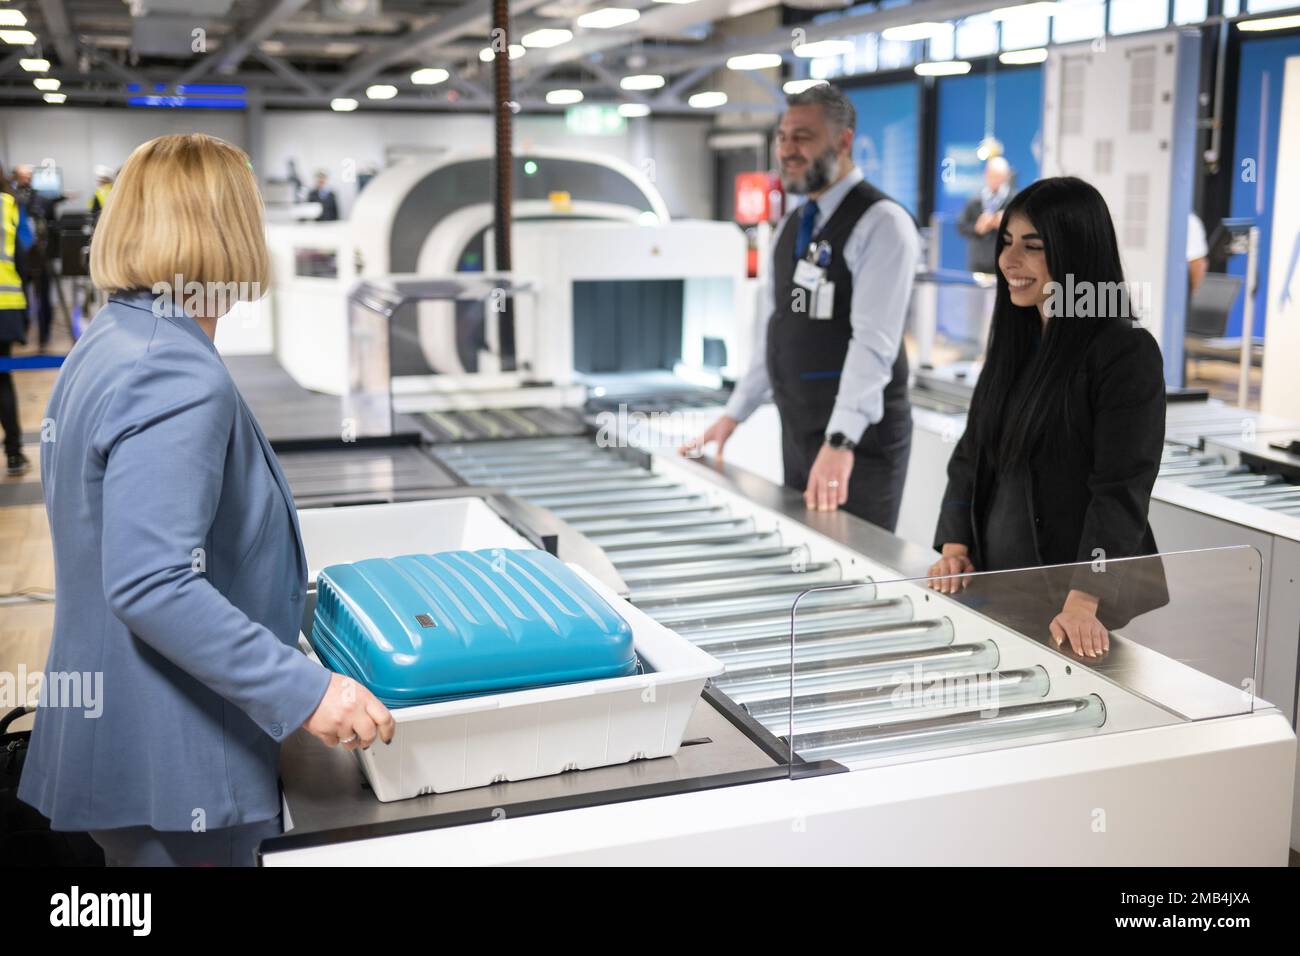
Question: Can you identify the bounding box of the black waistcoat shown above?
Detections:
[765,181,911,436]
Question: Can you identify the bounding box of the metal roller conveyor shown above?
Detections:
[577,515,748,538]
[790,694,1106,763]
[588,520,765,551]
[747,667,1052,737]
[526,484,693,507]
[564,508,736,535]
[454,460,636,480]
[1225,487,1300,505]
[1158,458,1227,475]
[609,533,791,568]
[617,548,812,584]
[673,598,915,644]
[630,562,845,605]
[703,618,957,671]
[427,435,1119,767]
[1186,475,1282,492]
[549,498,718,522]
[713,640,1002,704]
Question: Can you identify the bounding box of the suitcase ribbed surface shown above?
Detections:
[310,549,637,706]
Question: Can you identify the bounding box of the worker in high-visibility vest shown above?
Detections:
[1,165,34,475]
[89,164,114,225]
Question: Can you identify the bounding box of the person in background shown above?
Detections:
[89,165,114,225]
[18,135,394,866]
[1187,211,1209,294]
[307,169,339,221]
[0,165,34,475]
[929,177,1166,659]
[682,83,919,530]
[12,164,61,350]
[956,156,1015,274]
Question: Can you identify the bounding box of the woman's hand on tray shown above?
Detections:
[304,673,396,750]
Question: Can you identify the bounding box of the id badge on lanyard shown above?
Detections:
[793,240,835,320]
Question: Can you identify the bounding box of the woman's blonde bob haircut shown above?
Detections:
[90,134,270,298]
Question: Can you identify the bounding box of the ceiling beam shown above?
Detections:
[37,0,79,68]
[251,49,321,96]
[211,0,314,76]
[327,0,550,98]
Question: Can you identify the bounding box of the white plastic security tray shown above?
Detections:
[295,497,724,801]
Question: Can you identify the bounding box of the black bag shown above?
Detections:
[0,707,104,866]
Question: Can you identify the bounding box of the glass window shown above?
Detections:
[1053,0,1107,43]
[1222,0,1241,15]
[1172,0,1208,24]
[1109,0,1171,33]
[878,36,919,70]
[850,33,880,75]
[929,23,957,61]
[810,55,843,80]
[1000,10,1052,50]
[956,13,1001,58]
[1247,0,1298,10]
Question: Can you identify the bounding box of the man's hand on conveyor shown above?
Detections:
[927,545,975,594]
[680,415,738,462]
[1049,590,1110,659]
[303,673,396,751]
[805,445,853,512]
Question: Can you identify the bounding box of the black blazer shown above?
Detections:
[934,319,1168,624]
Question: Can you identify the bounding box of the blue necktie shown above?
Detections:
[794,199,819,261]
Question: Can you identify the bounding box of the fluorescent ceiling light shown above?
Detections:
[688,90,727,109]
[620,73,665,90]
[330,97,359,111]
[881,22,948,42]
[914,60,972,76]
[988,2,1060,20]
[411,68,449,85]
[546,88,584,105]
[521,28,573,47]
[793,40,854,58]
[20,58,50,72]
[618,102,652,117]
[783,78,829,94]
[365,84,397,99]
[0,10,28,27]
[1,30,39,45]
[577,8,640,29]
[479,44,525,61]
[34,78,60,91]
[1238,13,1300,31]
[999,47,1048,64]
[43,92,66,104]
[726,52,783,70]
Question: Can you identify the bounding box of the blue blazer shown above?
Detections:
[20,290,332,831]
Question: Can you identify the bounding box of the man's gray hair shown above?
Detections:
[784,83,856,132]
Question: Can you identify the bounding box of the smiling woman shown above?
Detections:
[930,176,1168,660]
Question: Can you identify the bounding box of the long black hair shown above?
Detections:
[972,176,1131,465]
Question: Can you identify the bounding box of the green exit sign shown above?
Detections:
[565,105,625,136]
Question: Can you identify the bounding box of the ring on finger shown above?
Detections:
[340,734,358,745]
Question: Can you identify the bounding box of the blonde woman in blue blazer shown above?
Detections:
[19,134,394,866]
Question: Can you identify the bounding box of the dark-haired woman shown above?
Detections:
[929,176,1166,659]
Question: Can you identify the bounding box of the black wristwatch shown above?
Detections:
[825,431,856,452]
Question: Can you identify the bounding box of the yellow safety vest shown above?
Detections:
[0,192,26,311]
[91,183,112,212]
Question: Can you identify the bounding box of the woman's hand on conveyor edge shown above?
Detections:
[1050,590,1109,659]
[303,673,396,750]
[679,415,738,461]
[927,545,975,594]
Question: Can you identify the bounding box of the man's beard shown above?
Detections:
[782,146,839,195]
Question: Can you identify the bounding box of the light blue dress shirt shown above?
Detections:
[724,167,920,442]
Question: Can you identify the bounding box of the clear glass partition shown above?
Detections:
[739,548,1264,775]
